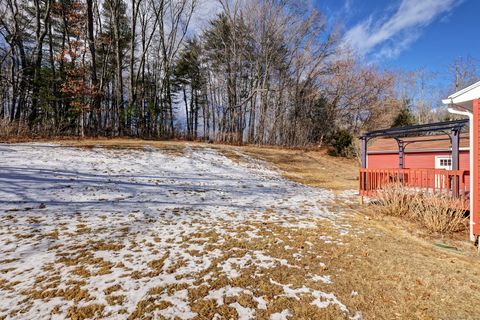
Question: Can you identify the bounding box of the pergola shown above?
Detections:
[360,119,469,171]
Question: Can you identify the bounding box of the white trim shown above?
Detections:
[443,83,480,242]
[442,81,480,109]
[446,107,475,241]
[444,80,480,101]
[434,155,453,170]
[442,81,480,110]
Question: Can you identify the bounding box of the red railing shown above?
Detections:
[359,168,470,203]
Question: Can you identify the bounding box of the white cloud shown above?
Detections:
[342,0,354,16]
[343,0,462,59]
[324,0,355,27]
[374,32,420,60]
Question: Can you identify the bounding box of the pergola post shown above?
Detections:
[398,140,405,169]
[359,137,367,205]
[360,137,367,169]
[451,129,460,198]
[451,129,460,171]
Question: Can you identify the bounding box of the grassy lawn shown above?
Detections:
[226,141,480,319]
[1,139,479,319]
[61,138,359,190]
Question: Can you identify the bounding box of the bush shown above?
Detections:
[0,119,30,138]
[376,184,414,217]
[412,195,467,233]
[329,130,355,158]
[375,184,468,234]
[391,107,417,128]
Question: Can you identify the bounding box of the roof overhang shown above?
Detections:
[442,80,480,111]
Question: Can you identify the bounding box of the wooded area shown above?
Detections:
[0,0,478,147]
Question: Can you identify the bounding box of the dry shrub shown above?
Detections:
[0,119,65,140]
[375,184,468,233]
[0,119,29,137]
[376,184,414,217]
[412,194,468,233]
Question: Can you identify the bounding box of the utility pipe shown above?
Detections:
[447,106,474,241]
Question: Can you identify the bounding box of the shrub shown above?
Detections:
[376,184,414,217]
[374,184,468,234]
[412,195,467,233]
[391,106,417,128]
[0,119,30,138]
[329,130,355,158]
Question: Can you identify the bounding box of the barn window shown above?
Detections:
[436,157,452,169]
[440,159,452,166]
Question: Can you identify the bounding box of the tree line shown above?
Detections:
[0,0,478,147]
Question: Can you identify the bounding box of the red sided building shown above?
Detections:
[359,80,480,242]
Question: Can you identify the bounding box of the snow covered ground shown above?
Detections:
[0,143,361,319]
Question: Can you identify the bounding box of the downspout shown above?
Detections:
[447,106,474,241]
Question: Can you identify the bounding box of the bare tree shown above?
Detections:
[449,56,479,92]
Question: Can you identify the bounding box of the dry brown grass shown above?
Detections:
[61,138,189,156]
[322,212,480,319]
[218,145,358,190]
[67,304,104,320]
[104,284,122,295]
[6,138,479,319]
[22,285,93,302]
[92,242,124,251]
[210,143,480,318]
[106,294,126,306]
[56,138,358,190]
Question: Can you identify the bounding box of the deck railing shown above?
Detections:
[359,168,469,203]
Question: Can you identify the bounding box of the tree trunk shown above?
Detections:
[87,0,100,135]
[112,1,125,135]
[29,0,52,128]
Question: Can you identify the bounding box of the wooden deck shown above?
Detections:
[359,168,470,207]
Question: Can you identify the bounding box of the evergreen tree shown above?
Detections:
[392,99,417,127]
[174,38,207,139]
[100,0,131,134]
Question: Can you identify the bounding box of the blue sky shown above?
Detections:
[319,0,480,83]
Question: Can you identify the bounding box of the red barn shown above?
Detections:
[360,80,480,242]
